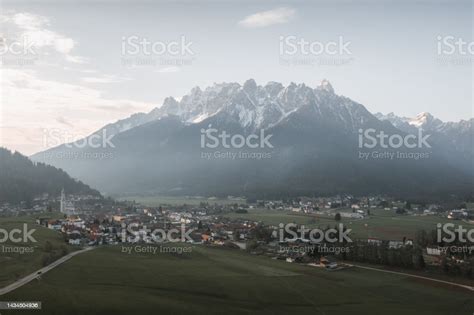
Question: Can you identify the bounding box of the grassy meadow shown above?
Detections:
[2,245,473,315]
[0,213,71,287]
[223,208,473,240]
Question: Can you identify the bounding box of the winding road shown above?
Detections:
[0,247,94,296]
[351,264,474,292]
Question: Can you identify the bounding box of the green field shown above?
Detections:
[2,245,473,315]
[117,195,246,206]
[0,213,71,287]
[223,208,473,240]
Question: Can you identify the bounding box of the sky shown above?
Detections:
[0,0,472,155]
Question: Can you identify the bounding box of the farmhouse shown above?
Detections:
[367,238,382,246]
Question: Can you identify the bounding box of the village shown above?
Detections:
[0,190,464,276]
[1,189,473,276]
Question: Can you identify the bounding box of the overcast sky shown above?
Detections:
[0,0,472,155]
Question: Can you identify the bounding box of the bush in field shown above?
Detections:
[41,242,70,267]
[43,241,53,253]
[246,240,259,252]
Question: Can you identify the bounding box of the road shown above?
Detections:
[0,247,94,296]
[351,264,474,292]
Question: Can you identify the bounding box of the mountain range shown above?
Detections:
[31,79,473,201]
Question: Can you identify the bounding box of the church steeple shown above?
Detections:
[60,188,65,214]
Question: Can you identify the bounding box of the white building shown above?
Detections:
[60,188,76,215]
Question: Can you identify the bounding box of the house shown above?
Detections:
[319,256,338,269]
[113,215,126,222]
[426,247,441,256]
[388,241,404,249]
[47,220,62,230]
[201,234,213,242]
[340,212,364,219]
[69,239,81,245]
[424,247,443,266]
[367,238,382,246]
[36,218,50,226]
[447,210,468,220]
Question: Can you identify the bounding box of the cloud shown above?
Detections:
[11,12,48,30]
[92,103,144,113]
[65,55,88,64]
[238,7,295,28]
[0,11,87,64]
[0,69,152,155]
[81,75,131,84]
[156,66,181,73]
[63,66,96,72]
[80,69,98,74]
[54,37,75,54]
[56,116,74,127]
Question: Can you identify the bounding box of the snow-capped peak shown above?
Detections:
[408,112,434,127]
[243,79,257,93]
[318,79,334,93]
[376,111,465,136]
[97,79,374,136]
